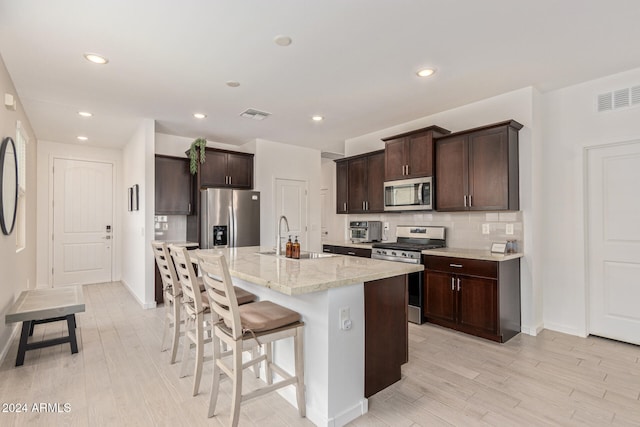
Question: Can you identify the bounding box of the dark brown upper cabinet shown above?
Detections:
[435,120,522,212]
[199,148,254,189]
[382,125,450,181]
[335,150,385,214]
[155,155,192,215]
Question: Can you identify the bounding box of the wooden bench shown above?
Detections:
[5,286,85,366]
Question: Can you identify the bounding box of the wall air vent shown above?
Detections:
[598,93,612,112]
[240,108,271,120]
[598,85,640,112]
[632,86,640,105]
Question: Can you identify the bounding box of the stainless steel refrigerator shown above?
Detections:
[200,188,260,249]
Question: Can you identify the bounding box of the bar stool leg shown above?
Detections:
[230,340,243,427]
[179,316,192,378]
[208,334,222,418]
[169,297,181,364]
[192,312,204,396]
[294,325,306,417]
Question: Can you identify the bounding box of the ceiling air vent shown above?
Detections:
[598,85,640,112]
[240,108,271,120]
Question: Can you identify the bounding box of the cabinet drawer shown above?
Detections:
[323,245,372,258]
[423,255,497,279]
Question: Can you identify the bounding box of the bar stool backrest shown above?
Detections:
[151,241,180,298]
[197,252,243,341]
[169,245,202,319]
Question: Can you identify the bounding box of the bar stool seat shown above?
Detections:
[197,250,306,427]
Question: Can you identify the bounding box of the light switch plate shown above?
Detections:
[482,224,490,234]
[506,223,514,235]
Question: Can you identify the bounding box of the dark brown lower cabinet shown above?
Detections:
[322,244,371,258]
[423,255,520,343]
[364,274,407,397]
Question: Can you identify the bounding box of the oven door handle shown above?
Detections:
[371,253,420,264]
[417,183,423,203]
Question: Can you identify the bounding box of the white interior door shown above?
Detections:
[587,141,640,344]
[52,158,113,286]
[275,178,308,251]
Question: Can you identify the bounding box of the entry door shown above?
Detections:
[275,178,308,251]
[587,141,640,344]
[53,158,113,286]
[320,188,329,242]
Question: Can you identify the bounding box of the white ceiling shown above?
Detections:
[1,1,640,152]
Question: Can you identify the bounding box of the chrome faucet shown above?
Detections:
[276,215,290,256]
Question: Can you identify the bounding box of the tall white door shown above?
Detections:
[275,178,308,251]
[52,158,113,286]
[587,141,640,344]
[320,188,329,242]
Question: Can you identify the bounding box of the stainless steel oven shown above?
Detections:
[371,226,446,324]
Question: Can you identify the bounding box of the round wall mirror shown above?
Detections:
[0,136,18,235]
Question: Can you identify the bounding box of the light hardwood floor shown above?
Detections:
[0,282,638,426]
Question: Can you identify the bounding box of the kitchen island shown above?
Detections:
[193,246,423,427]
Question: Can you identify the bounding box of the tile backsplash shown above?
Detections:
[347,211,524,252]
[154,215,187,241]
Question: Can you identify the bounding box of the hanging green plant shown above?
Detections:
[189,138,207,174]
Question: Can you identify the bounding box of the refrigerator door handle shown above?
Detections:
[229,205,236,247]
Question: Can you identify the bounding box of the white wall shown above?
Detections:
[36,140,124,287]
[342,87,542,334]
[255,139,322,252]
[121,119,156,308]
[154,132,254,156]
[541,67,640,336]
[0,54,38,361]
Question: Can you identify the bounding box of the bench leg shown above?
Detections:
[66,314,79,354]
[28,320,35,337]
[16,322,31,367]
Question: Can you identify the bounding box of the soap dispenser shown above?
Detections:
[285,235,293,258]
[292,236,301,259]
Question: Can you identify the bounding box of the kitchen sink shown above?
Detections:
[257,250,336,259]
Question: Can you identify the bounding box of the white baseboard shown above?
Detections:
[0,323,20,366]
[543,322,588,338]
[328,399,368,427]
[521,322,545,336]
[120,280,157,310]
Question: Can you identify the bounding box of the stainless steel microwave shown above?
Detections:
[383,177,433,211]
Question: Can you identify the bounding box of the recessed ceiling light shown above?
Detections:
[274,35,293,47]
[78,111,93,117]
[193,113,207,119]
[77,136,88,141]
[83,53,109,65]
[312,115,324,122]
[226,81,240,88]
[416,68,436,77]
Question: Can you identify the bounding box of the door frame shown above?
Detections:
[273,177,309,251]
[48,155,118,287]
[583,138,640,338]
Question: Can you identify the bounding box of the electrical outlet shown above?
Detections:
[339,307,351,330]
[482,224,490,235]
[383,222,389,230]
[506,223,514,235]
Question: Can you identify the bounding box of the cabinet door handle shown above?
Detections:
[449,264,463,268]
[347,251,356,255]
[188,203,191,213]
[457,278,461,291]
[343,202,347,211]
[463,195,468,207]
[451,277,455,291]
[229,176,232,185]
[406,164,409,175]
[366,201,369,210]
[468,194,472,207]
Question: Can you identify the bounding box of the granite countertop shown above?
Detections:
[422,247,523,262]
[193,246,423,296]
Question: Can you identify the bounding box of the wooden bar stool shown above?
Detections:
[170,245,256,396]
[151,241,183,364]
[197,251,306,427]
